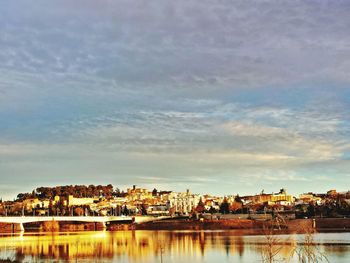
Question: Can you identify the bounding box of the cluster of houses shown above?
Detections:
[1,186,349,219]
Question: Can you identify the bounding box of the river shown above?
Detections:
[0,230,349,262]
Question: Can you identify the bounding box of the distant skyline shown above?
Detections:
[1,0,350,200]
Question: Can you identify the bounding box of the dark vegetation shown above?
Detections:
[15,184,124,200]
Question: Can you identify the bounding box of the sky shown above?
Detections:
[0,0,350,199]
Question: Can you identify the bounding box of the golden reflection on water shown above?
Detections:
[0,231,348,262]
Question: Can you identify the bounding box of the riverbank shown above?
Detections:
[0,221,106,232]
[111,218,350,232]
[2,218,350,233]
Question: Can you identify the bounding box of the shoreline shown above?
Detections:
[1,218,350,233]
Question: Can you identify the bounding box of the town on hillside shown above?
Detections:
[1,185,350,220]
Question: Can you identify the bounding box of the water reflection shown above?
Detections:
[0,231,349,262]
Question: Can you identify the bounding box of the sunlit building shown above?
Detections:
[67,195,98,206]
[127,185,153,202]
[167,190,201,215]
[298,193,322,205]
[242,189,294,205]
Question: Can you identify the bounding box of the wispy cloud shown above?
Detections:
[0,1,350,198]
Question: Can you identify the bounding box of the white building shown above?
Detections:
[167,190,201,215]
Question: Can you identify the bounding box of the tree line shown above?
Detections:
[16,184,125,200]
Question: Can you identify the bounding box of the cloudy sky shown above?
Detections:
[0,0,350,199]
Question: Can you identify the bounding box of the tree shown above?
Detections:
[48,200,53,215]
[16,193,31,201]
[14,184,119,200]
[57,200,66,216]
[74,207,84,216]
[152,188,158,197]
[102,184,114,198]
[113,188,121,197]
[208,206,217,214]
[235,195,243,203]
[230,202,243,213]
[195,198,205,213]
[307,203,316,217]
[122,205,129,215]
[140,203,148,215]
[36,187,54,199]
[219,197,230,214]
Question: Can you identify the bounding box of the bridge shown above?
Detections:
[0,216,171,231]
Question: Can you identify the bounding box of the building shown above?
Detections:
[202,194,222,211]
[127,185,153,202]
[167,190,201,215]
[147,204,170,216]
[327,189,337,197]
[67,195,98,207]
[242,189,294,205]
[298,193,322,204]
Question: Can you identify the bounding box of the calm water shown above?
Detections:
[0,231,349,262]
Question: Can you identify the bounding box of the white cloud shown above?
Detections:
[1,1,350,197]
